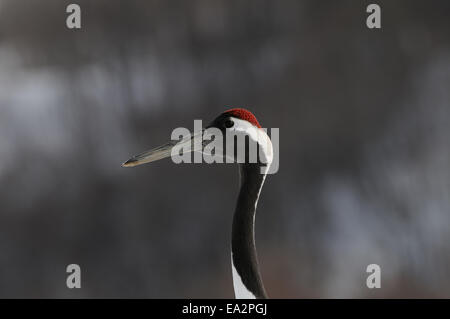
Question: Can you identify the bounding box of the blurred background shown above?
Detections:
[0,0,450,298]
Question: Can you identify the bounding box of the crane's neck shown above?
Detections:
[231,163,268,299]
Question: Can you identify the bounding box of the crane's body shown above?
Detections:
[123,108,273,299]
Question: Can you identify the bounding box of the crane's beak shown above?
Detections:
[121,130,205,167]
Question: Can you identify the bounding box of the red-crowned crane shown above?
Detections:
[122,108,274,299]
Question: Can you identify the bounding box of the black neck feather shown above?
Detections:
[231,163,268,299]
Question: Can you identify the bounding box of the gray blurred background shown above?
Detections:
[0,0,450,298]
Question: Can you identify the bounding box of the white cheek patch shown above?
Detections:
[231,254,256,299]
[227,118,273,167]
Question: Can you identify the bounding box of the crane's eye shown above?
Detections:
[224,119,234,128]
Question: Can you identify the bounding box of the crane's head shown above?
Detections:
[122,108,273,170]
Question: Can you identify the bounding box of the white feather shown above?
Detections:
[231,254,256,299]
